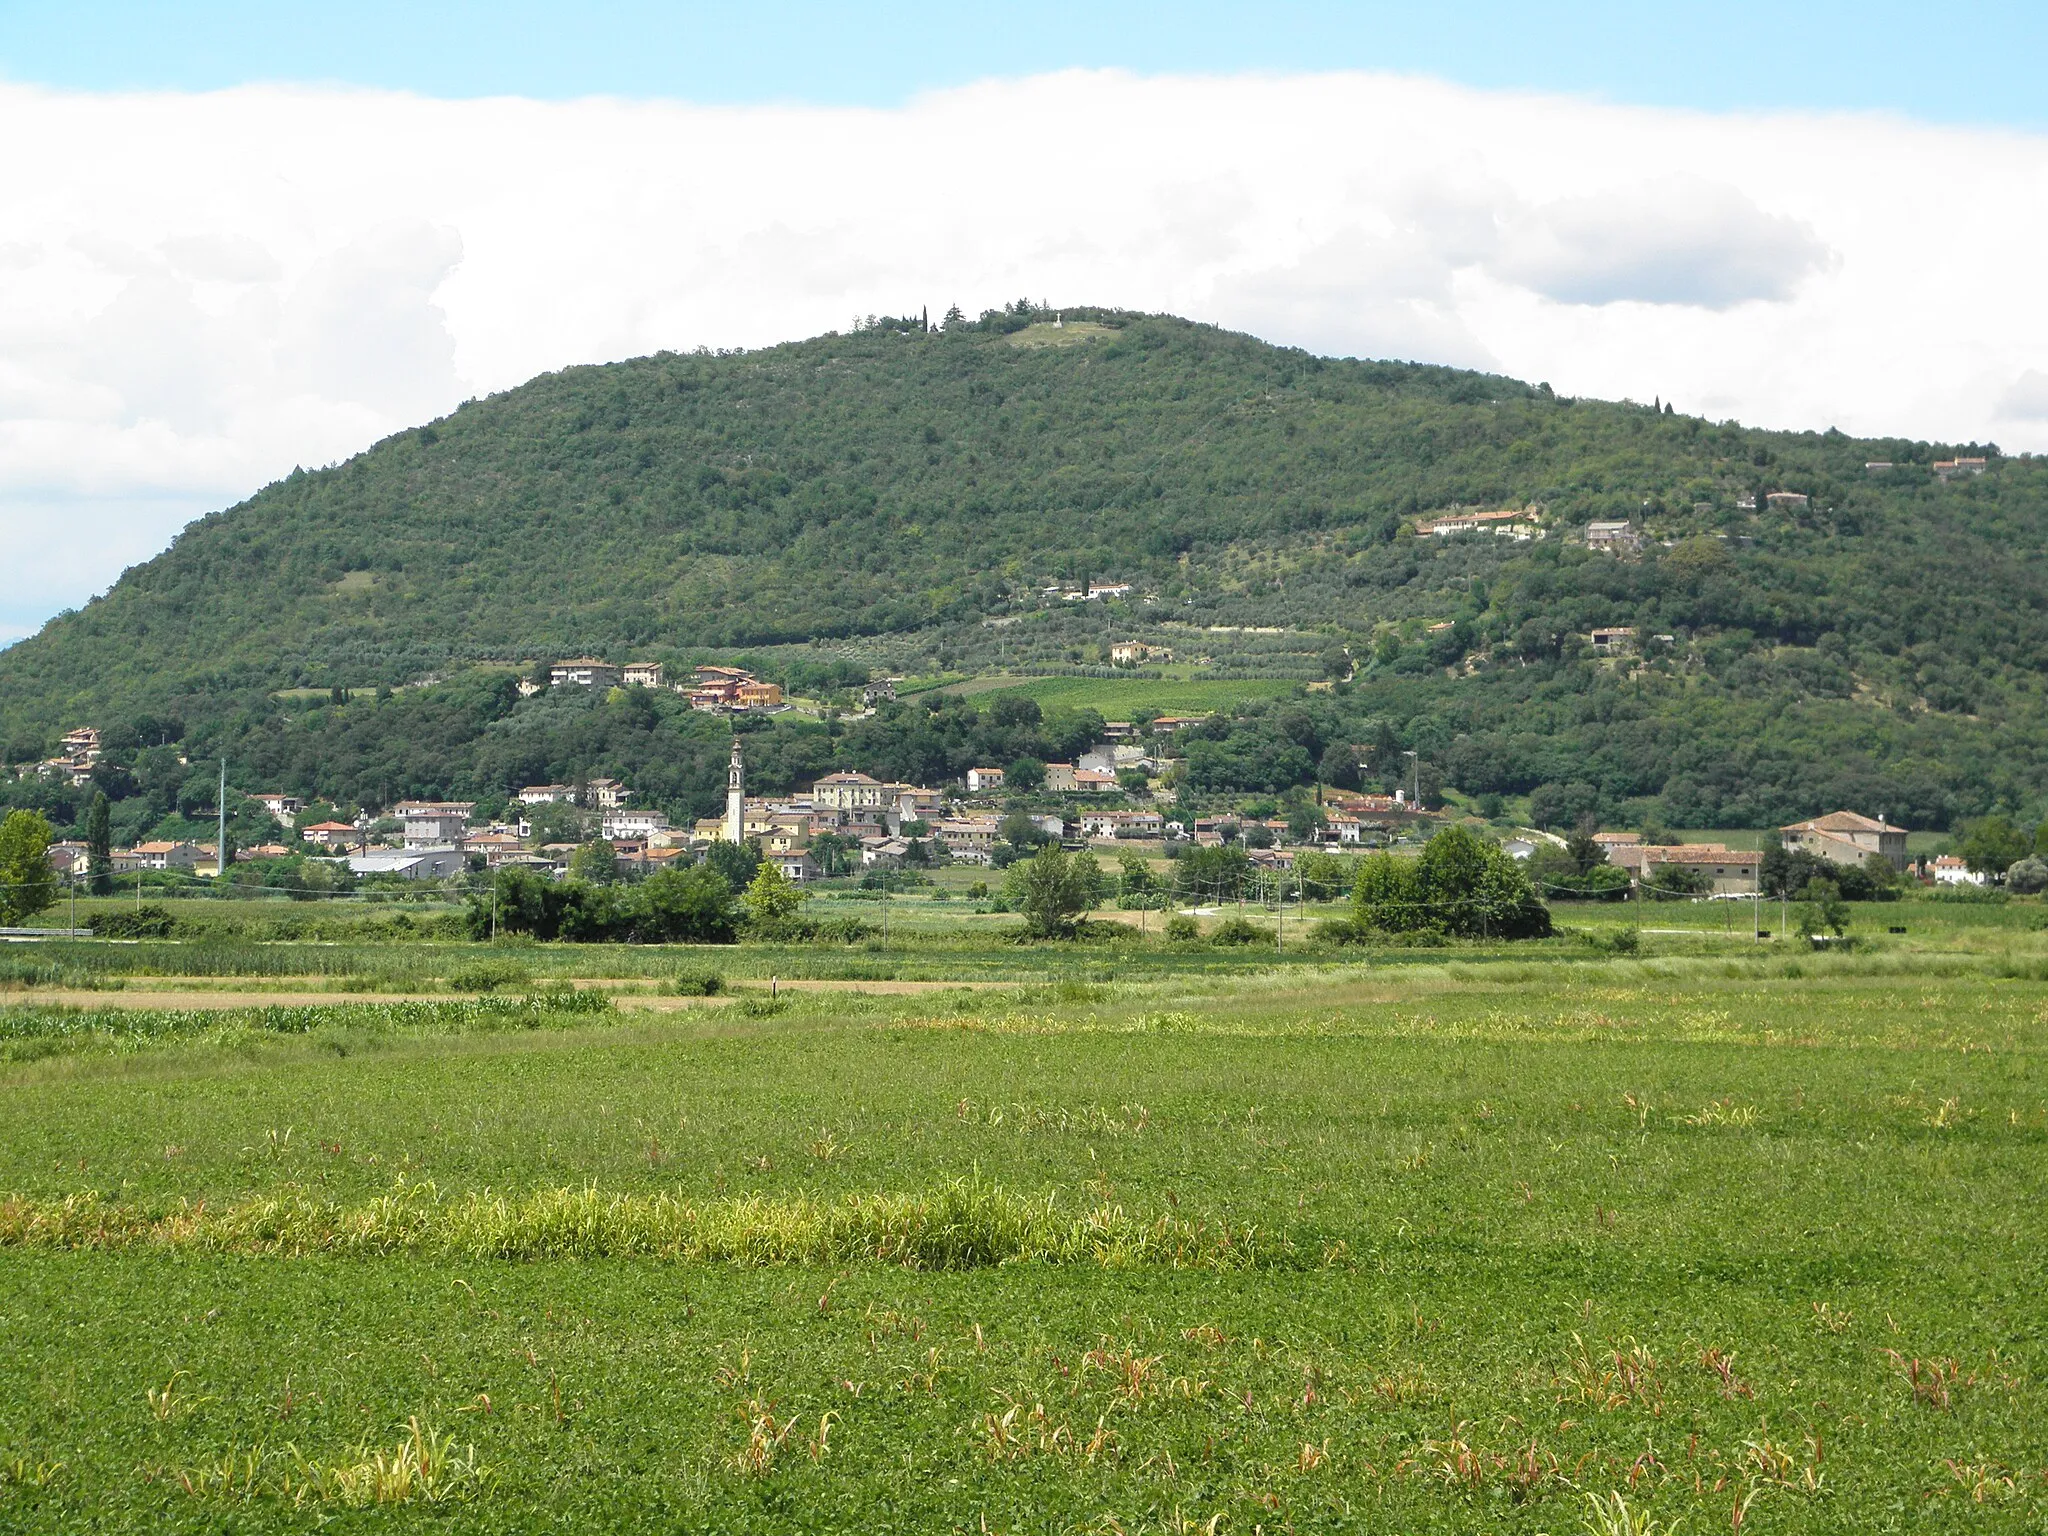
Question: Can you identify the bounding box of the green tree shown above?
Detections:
[1285,803,1326,844]
[1357,825,1550,939]
[1649,862,1710,896]
[1958,816,2031,878]
[1006,756,1046,792]
[743,861,808,927]
[86,790,113,896]
[1795,876,1849,937]
[1116,850,1163,909]
[1351,850,1421,932]
[703,839,762,894]
[639,864,740,942]
[0,810,58,925]
[1294,849,1352,903]
[809,831,859,877]
[569,839,619,884]
[1003,845,1100,938]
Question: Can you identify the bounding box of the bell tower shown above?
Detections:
[724,737,745,843]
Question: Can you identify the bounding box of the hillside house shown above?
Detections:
[403,807,472,849]
[252,792,303,824]
[1074,768,1119,794]
[622,661,666,688]
[1593,831,1642,849]
[770,850,821,883]
[1934,457,1988,482]
[1590,627,1637,654]
[1109,642,1149,665]
[1765,491,1810,511]
[1584,521,1643,554]
[301,820,358,847]
[1080,809,1165,839]
[861,836,910,869]
[966,766,1005,793]
[1043,763,1079,793]
[1322,813,1364,845]
[736,681,784,710]
[1416,507,1539,539]
[937,817,1000,863]
[550,658,621,688]
[44,841,89,877]
[517,784,573,806]
[585,778,629,810]
[812,771,891,811]
[125,841,204,872]
[602,810,668,840]
[60,727,102,763]
[1780,811,1908,871]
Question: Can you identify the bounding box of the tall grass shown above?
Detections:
[0,991,615,1053]
[0,1180,1288,1270]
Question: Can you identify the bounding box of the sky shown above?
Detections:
[5,2,2048,644]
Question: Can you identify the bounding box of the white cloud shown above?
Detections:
[3,71,2048,638]
[1997,368,2048,421]
[1491,175,1832,308]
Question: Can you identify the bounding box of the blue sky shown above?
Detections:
[3,0,2046,126]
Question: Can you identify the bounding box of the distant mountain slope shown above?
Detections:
[3,305,2045,831]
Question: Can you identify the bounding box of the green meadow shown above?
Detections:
[0,932,2044,1532]
[943,673,1306,718]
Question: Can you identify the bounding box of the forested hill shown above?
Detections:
[3,303,2047,833]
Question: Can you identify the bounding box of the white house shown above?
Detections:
[602,810,669,840]
[966,766,1006,793]
[252,792,303,824]
[1931,854,1987,887]
[517,784,573,806]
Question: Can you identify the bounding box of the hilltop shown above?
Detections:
[3,303,2046,834]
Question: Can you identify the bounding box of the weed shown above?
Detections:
[1883,1350,1967,1409]
[1698,1347,1753,1400]
[1580,1489,1682,1535]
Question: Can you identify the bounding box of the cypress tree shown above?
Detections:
[86,791,112,896]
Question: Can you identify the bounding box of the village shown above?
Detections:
[22,688,1980,902]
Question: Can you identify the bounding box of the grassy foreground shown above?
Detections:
[0,959,2042,1532]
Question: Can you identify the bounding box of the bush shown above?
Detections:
[446,959,534,993]
[1309,917,1363,946]
[91,903,177,939]
[1163,914,1201,943]
[2006,856,2048,894]
[1210,915,1269,946]
[669,969,724,995]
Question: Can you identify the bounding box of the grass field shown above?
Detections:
[942,674,1305,717]
[1,919,2045,1531]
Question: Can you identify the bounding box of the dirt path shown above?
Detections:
[0,978,1011,1012]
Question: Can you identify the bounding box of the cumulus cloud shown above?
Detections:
[1492,175,1832,308]
[3,70,2048,639]
[1997,368,2048,421]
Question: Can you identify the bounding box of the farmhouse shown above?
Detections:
[1606,842,1762,894]
[1780,810,1908,872]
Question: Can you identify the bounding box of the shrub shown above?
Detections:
[1210,916,1268,946]
[1309,917,1363,946]
[1163,914,1200,943]
[669,970,724,996]
[92,904,177,940]
[2006,856,2048,894]
[446,959,534,993]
